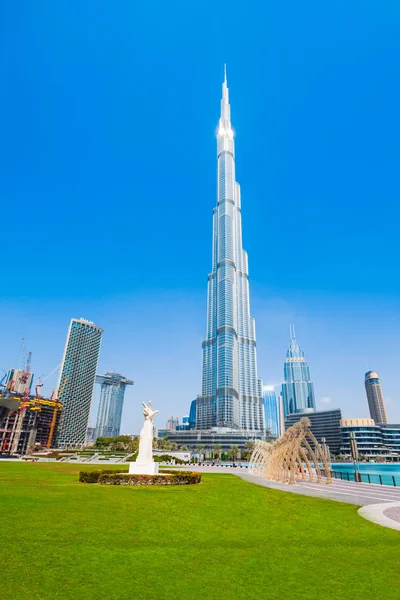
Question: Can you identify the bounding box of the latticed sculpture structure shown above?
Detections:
[249,417,332,485]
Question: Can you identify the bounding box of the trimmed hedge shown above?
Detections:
[79,469,201,486]
[79,469,128,483]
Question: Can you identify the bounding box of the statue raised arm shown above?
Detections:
[142,401,159,421]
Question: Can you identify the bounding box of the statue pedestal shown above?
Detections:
[129,461,159,475]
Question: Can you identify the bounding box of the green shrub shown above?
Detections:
[99,471,201,486]
[79,469,201,486]
[79,469,127,484]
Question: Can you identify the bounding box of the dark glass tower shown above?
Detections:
[282,325,316,417]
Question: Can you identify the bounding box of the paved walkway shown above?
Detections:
[181,465,400,507]
[239,472,400,507]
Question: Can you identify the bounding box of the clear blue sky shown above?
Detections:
[1,1,400,431]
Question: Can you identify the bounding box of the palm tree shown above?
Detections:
[213,444,222,462]
[161,438,171,451]
[228,444,239,464]
[245,440,255,454]
[195,444,205,462]
[245,440,255,461]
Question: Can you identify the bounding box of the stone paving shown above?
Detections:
[383,505,400,523]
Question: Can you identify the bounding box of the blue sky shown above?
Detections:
[1,1,399,431]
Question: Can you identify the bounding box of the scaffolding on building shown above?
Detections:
[0,393,63,454]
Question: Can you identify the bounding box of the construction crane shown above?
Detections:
[21,337,27,371]
[19,352,32,385]
[9,345,33,455]
[35,364,61,398]
[47,376,67,448]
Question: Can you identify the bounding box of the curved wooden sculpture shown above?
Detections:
[249,417,332,485]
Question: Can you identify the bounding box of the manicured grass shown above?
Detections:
[1,463,399,600]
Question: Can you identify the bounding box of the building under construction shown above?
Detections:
[0,393,62,454]
[0,339,65,454]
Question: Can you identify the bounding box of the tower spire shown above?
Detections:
[219,64,232,135]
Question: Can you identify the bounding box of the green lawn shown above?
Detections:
[1,463,399,600]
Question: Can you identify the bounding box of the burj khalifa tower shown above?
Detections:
[196,68,265,431]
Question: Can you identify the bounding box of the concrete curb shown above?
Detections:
[358,502,400,531]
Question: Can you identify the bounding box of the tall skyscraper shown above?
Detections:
[196,68,264,432]
[95,372,133,439]
[282,325,316,417]
[262,385,280,437]
[56,318,103,448]
[365,371,388,425]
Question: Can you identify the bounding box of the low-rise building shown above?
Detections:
[340,419,400,458]
[285,409,342,455]
[156,429,169,438]
[163,428,276,451]
[380,424,400,454]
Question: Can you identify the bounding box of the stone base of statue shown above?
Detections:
[129,461,159,475]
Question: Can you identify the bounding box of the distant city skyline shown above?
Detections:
[1,293,399,434]
[1,2,400,432]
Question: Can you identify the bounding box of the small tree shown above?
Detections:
[195,444,205,462]
[213,444,222,462]
[228,445,239,463]
[245,441,255,459]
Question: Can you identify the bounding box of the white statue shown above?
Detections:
[137,401,159,462]
[129,401,159,475]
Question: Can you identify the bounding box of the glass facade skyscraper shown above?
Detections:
[56,318,103,448]
[95,372,133,439]
[262,385,280,437]
[365,371,388,425]
[282,325,316,417]
[196,69,264,431]
[189,399,197,430]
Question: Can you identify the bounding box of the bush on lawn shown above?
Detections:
[99,470,201,486]
[79,469,127,483]
[79,469,201,486]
